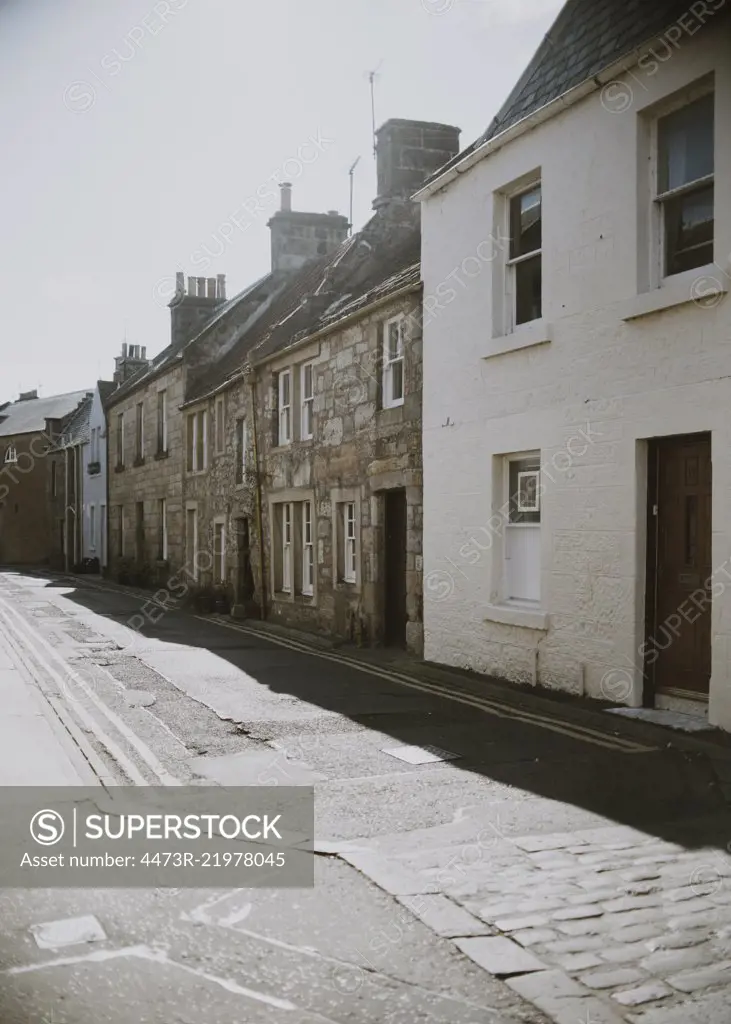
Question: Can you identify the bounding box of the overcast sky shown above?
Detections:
[0,0,562,398]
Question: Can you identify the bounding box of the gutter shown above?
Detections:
[412,38,676,201]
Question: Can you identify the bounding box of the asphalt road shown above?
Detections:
[1,568,731,1024]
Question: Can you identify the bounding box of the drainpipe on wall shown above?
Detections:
[64,446,69,573]
[249,375,267,621]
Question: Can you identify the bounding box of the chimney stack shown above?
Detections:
[373,119,461,208]
[167,271,228,349]
[113,342,150,385]
[267,185,348,273]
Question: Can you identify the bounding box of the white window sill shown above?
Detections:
[621,264,729,322]
[481,320,552,360]
[484,602,548,630]
[382,399,405,411]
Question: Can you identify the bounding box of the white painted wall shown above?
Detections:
[82,385,109,567]
[421,23,731,729]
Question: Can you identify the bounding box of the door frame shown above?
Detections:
[643,431,712,706]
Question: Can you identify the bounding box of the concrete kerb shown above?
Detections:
[29,571,731,768]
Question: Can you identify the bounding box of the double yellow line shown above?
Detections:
[202,616,655,755]
[20,571,654,754]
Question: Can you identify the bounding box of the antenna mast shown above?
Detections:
[348,157,361,235]
[366,60,383,159]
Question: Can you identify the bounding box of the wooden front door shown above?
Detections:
[384,489,407,647]
[646,434,712,699]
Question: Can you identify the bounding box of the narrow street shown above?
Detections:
[1,568,731,1024]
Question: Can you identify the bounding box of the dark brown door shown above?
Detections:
[384,490,407,646]
[646,434,711,699]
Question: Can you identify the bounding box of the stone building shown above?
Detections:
[107,191,349,588]
[183,119,460,653]
[106,336,190,582]
[0,389,90,565]
[179,197,349,603]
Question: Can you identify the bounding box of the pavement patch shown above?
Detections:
[30,914,107,950]
[381,743,460,765]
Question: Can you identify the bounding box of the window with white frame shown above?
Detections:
[508,183,542,327]
[282,502,292,592]
[341,501,357,583]
[116,413,125,467]
[301,363,314,439]
[504,454,541,604]
[382,317,405,408]
[135,402,145,462]
[186,410,207,472]
[235,418,248,485]
[656,90,714,278]
[278,370,291,445]
[214,395,225,454]
[157,390,168,453]
[302,500,314,595]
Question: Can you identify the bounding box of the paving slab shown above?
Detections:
[454,936,545,977]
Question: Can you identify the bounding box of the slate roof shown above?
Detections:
[97,380,117,408]
[52,393,93,449]
[183,254,340,403]
[107,273,281,408]
[0,390,91,437]
[183,202,423,403]
[252,205,422,365]
[420,0,722,189]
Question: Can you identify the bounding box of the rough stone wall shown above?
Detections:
[107,365,184,578]
[182,379,262,602]
[255,291,424,653]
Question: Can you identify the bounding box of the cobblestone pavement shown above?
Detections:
[331,815,731,1023]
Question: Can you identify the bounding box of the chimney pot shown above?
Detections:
[195,277,205,297]
[280,182,292,212]
[207,278,216,298]
[216,273,226,300]
[122,343,128,357]
[187,276,195,295]
[141,346,147,359]
[175,271,185,294]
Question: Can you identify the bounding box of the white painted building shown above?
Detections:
[81,381,115,568]
[417,1,731,729]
